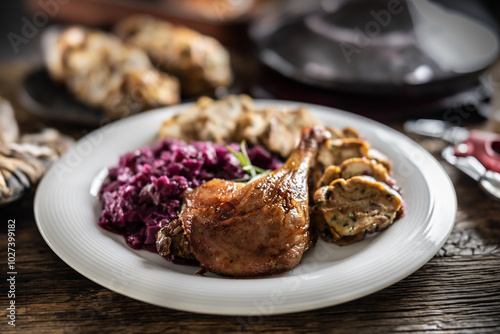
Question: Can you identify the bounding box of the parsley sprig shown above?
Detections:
[227,141,271,182]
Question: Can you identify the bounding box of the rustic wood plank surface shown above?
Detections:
[1,61,500,334]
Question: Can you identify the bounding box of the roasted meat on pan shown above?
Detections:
[0,98,73,205]
[157,126,330,277]
[114,15,232,96]
[45,26,179,119]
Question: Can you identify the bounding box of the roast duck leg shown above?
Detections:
[156,126,329,277]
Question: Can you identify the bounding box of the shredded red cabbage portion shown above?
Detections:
[98,138,283,252]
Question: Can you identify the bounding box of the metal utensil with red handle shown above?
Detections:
[452,129,500,174]
[404,119,500,201]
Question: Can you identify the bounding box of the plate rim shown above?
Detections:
[34,99,456,315]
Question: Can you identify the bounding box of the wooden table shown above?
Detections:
[1,60,500,333]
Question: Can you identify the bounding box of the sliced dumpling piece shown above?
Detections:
[327,126,360,140]
[312,176,403,245]
[339,157,389,181]
[317,138,370,168]
[316,157,394,189]
[316,137,393,172]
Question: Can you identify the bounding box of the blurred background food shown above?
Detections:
[44,25,180,119]
[114,15,232,96]
[1,0,500,123]
[0,97,73,205]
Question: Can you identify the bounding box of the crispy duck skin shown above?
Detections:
[156,126,330,277]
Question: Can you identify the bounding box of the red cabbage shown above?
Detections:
[98,138,283,252]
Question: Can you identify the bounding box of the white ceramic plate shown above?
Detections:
[34,101,456,316]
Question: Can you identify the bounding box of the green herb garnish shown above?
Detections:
[227,141,271,183]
